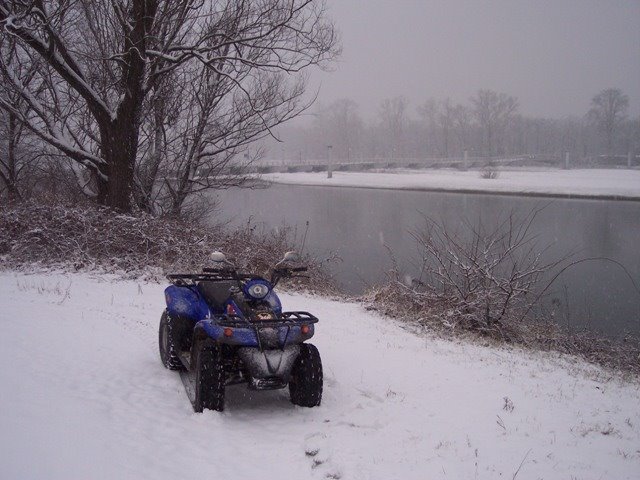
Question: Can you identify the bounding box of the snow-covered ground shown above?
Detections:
[262,168,640,200]
[1,271,639,479]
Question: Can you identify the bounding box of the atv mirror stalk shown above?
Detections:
[207,251,235,271]
[276,251,300,268]
[283,251,300,262]
[271,252,308,286]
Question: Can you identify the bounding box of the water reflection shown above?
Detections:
[213,185,640,336]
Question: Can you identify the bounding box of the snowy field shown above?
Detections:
[1,271,639,480]
[262,168,640,200]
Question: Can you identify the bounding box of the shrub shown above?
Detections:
[364,209,640,374]
[480,167,499,179]
[0,200,337,294]
[368,210,562,338]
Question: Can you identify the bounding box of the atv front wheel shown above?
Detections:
[194,340,225,412]
[289,343,323,407]
[159,311,183,370]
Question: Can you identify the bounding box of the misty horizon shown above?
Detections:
[304,0,640,120]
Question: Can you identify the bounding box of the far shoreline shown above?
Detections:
[265,180,640,202]
[260,168,640,202]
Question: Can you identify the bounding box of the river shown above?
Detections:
[213,184,640,336]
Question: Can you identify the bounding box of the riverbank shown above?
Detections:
[0,199,338,295]
[1,270,639,479]
[4,199,639,366]
[262,168,640,201]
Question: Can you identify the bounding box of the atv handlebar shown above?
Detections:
[270,265,308,286]
[166,265,308,286]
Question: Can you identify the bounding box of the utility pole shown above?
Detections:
[327,145,333,178]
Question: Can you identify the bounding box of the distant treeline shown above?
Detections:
[263,89,639,163]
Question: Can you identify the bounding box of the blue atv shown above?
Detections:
[159,251,322,412]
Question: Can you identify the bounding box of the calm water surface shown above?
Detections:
[213,185,640,336]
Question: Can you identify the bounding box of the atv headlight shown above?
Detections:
[246,282,270,299]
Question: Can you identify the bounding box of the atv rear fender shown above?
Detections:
[164,285,210,321]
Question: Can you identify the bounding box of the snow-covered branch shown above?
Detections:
[0,0,339,212]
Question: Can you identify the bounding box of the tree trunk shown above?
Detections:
[606,125,614,156]
[98,0,158,213]
[443,125,449,158]
[486,125,493,157]
[5,112,21,202]
[95,0,158,213]
[96,121,138,212]
[136,92,165,213]
[106,142,135,212]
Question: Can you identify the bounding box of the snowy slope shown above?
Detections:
[262,168,640,200]
[1,271,639,480]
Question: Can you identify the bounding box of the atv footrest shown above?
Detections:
[179,369,197,409]
[249,377,287,390]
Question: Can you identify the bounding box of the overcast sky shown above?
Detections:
[308,0,640,120]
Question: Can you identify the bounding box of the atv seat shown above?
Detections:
[197,281,235,311]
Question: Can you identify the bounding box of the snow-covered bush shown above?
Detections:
[365,210,640,374]
[480,167,499,179]
[369,210,557,338]
[0,200,337,293]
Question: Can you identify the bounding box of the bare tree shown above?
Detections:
[0,108,41,201]
[588,88,629,155]
[379,96,408,159]
[0,109,22,200]
[0,36,41,201]
[137,56,312,216]
[623,116,640,159]
[417,98,439,156]
[451,103,472,154]
[471,89,518,156]
[0,0,339,212]
[266,93,636,164]
[416,98,457,157]
[313,98,363,160]
[438,98,456,157]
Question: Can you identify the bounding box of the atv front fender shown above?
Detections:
[195,320,259,347]
[194,318,314,347]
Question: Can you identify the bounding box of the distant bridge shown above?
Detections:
[250,155,563,174]
[197,154,638,178]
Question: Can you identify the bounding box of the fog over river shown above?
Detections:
[214,185,640,337]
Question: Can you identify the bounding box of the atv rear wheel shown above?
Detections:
[289,343,323,407]
[194,340,225,412]
[159,311,183,370]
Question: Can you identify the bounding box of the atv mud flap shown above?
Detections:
[179,369,198,410]
[238,345,300,390]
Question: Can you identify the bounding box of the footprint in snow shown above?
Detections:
[355,387,384,403]
[304,432,343,479]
